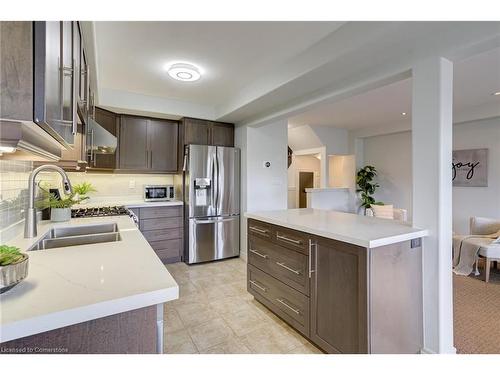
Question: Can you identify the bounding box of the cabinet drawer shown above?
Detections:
[140,206,182,219]
[248,219,274,240]
[140,217,182,231]
[154,246,182,263]
[273,226,310,255]
[248,236,310,296]
[142,227,182,242]
[248,265,309,336]
[149,238,182,252]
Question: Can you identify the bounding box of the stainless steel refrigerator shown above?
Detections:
[183,144,240,264]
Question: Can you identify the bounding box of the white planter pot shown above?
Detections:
[50,208,71,222]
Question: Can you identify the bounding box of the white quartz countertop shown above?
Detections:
[0,216,179,343]
[245,208,428,248]
[73,196,183,209]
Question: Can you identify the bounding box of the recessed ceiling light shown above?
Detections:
[493,91,500,96]
[401,112,407,116]
[167,63,201,82]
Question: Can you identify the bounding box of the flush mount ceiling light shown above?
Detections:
[493,91,500,96]
[401,112,407,116]
[167,63,201,82]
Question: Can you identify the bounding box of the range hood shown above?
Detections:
[87,117,117,155]
[0,120,62,161]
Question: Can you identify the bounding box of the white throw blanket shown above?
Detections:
[453,231,500,276]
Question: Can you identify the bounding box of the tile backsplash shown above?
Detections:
[66,172,175,199]
[0,160,177,242]
[0,160,33,232]
[0,160,56,235]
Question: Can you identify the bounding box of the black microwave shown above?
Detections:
[144,185,175,202]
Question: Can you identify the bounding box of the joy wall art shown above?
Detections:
[452,148,488,187]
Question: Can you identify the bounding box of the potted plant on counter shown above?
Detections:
[0,245,29,294]
[38,182,96,222]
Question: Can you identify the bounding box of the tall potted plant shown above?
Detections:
[356,165,383,214]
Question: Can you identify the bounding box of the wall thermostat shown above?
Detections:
[264,161,271,168]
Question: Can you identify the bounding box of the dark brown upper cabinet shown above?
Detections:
[119,115,179,173]
[211,122,234,147]
[119,116,149,170]
[149,119,178,172]
[182,117,234,147]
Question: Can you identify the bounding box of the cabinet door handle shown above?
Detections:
[249,280,267,292]
[276,298,300,315]
[308,239,316,278]
[72,57,77,135]
[249,226,268,234]
[276,262,301,275]
[276,233,302,245]
[249,249,268,259]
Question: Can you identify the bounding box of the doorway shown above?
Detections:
[298,171,314,208]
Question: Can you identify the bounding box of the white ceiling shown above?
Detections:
[288,47,500,131]
[94,22,342,107]
[90,22,500,124]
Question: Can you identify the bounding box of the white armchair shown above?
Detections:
[365,206,408,222]
[470,217,500,282]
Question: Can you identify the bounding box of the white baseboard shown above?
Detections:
[420,346,457,354]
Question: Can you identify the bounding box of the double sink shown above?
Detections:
[28,223,122,251]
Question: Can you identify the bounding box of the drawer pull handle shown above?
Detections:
[276,262,301,275]
[308,239,316,279]
[249,279,267,292]
[276,298,300,315]
[249,249,268,259]
[250,226,268,234]
[276,234,302,245]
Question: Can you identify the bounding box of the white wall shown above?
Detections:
[363,131,413,218]
[452,117,500,233]
[236,119,288,258]
[361,117,500,233]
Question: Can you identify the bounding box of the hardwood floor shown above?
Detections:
[163,258,322,354]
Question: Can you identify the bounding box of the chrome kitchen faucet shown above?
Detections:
[24,165,73,238]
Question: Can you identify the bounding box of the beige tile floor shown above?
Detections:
[163,257,323,354]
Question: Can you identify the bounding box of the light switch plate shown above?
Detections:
[129,180,136,189]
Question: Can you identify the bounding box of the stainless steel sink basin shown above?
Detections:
[28,223,121,251]
[48,223,119,238]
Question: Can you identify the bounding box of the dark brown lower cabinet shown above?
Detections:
[247,219,423,354]
[0,305,158,354]
[130,205,184,264]
[310,237,367,354]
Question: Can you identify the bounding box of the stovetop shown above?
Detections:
[71,206,130,218]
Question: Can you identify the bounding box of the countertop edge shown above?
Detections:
[0,286,179,343]
[245,212,428,248]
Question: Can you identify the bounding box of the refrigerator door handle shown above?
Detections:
[193,217,236,224]
[212,148,218,215]
[215,147,220,213]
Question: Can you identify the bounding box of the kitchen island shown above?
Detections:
[245,208,428,354]
[0,215,178,354]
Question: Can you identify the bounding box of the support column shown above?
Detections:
[412,57,455,354]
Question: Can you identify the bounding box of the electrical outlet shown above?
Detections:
[129,180,136,189]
